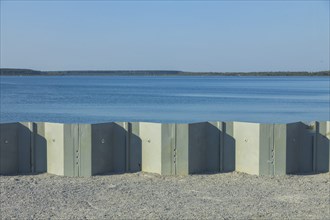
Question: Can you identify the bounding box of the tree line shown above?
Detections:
[1,68,329,76]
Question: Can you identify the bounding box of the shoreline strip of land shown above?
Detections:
[0,68,329,76]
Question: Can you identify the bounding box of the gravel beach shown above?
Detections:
[1,172,329,219]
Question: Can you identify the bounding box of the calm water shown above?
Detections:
[0,76,329,123]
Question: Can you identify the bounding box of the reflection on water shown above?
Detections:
[0,76,329,123]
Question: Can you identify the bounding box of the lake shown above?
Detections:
[0,76,329,123]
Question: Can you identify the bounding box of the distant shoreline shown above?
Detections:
[0,68,329,76]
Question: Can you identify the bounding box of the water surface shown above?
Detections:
[0,76,329,123]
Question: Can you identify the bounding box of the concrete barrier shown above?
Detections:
[315,121,330,172]
[140,122,235,175]
[234,121,330,176]
[44,122,141,177]
[0,121,329,176]
[129,122,142,172]
[0,122,46,175]
[0,123,18,174]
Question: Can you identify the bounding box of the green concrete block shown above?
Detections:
[140,122,229,175]
[259,123,300,176]
[284,122,314,174]
[327,121,330,171]
[315,121,329,173]
[140,122,163,174]
[285,121,329,174]
[140,122,189,175]
[80,122,137,176]
[273,124,287,175]
[129,122,142,172]
[298,122,314,173]
[284,122,300,173]
[233,121,325,176]
[234,122,260,175]
[18,122,32,173]
[0,122,47,175]
[234,122,290,176]
[45,122,139,177]
[162,123,176,175]
[33,122,47,173]
[2,120,327,177]
[186,123,207,174]
[259,123,274,176]
[222,122,235,172]
[90,123,113,175]
[186,122,223,174]
[111,122,127,173]
[45,123,66,176]
[0,123,18,174]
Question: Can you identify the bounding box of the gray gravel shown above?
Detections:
[0,172,329,219]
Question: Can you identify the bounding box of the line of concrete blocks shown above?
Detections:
[0,121,329,176]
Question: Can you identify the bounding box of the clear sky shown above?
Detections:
[0,0,329,72]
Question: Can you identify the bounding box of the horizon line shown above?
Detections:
[1,68,329,73]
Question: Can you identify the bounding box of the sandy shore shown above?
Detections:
[1,172,329,219]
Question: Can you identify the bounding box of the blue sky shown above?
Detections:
[0,0,329,72]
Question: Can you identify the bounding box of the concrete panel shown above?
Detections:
[175,123,188,175]
[223,122,235,172]
[274,124,287,175]
[140,123,179,175]
[285,123,300,173]
[91,123,113,175]
[299,122,314,173]
[259,124,273,176]
[45,123,65,176]
[140,122,162,174]
[141,122,232,175]
[3,120,327,177]
[44,122,136,177]
[285,122,315,174]
[176,122,224,175]
[234,122,260,175]
[206,122,221,172]
[0,122,47,175]
[63,124,77,176]
[34,122,47,173]
[316,121,330,172]
[18,122,32,173]
[161,123,175,175]
[141,122,221,175]
[260,123,294,176]
[233,121,324,176]
[0,123,18,174]
[112,122,127,172]
[325,121,330,171]
[79,124,92,177]
[187,122,207,174]
[129,122,141,172]
[188,123,207,174]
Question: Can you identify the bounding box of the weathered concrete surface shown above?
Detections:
[233,121,330,176]
[0,122,47,175]
[234,122,260,175]
[1,172,328,219]
[129,122,142,172]
[140,122,234,175]
[18,122,32,173]
[1,121,329,176]
[0,123,18,174]
[316,121,330,172]
[45,123,66,176]
[140,122,163,174]
[222,122,235,172]
[33,122,47,173]
[44,122,141,177]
